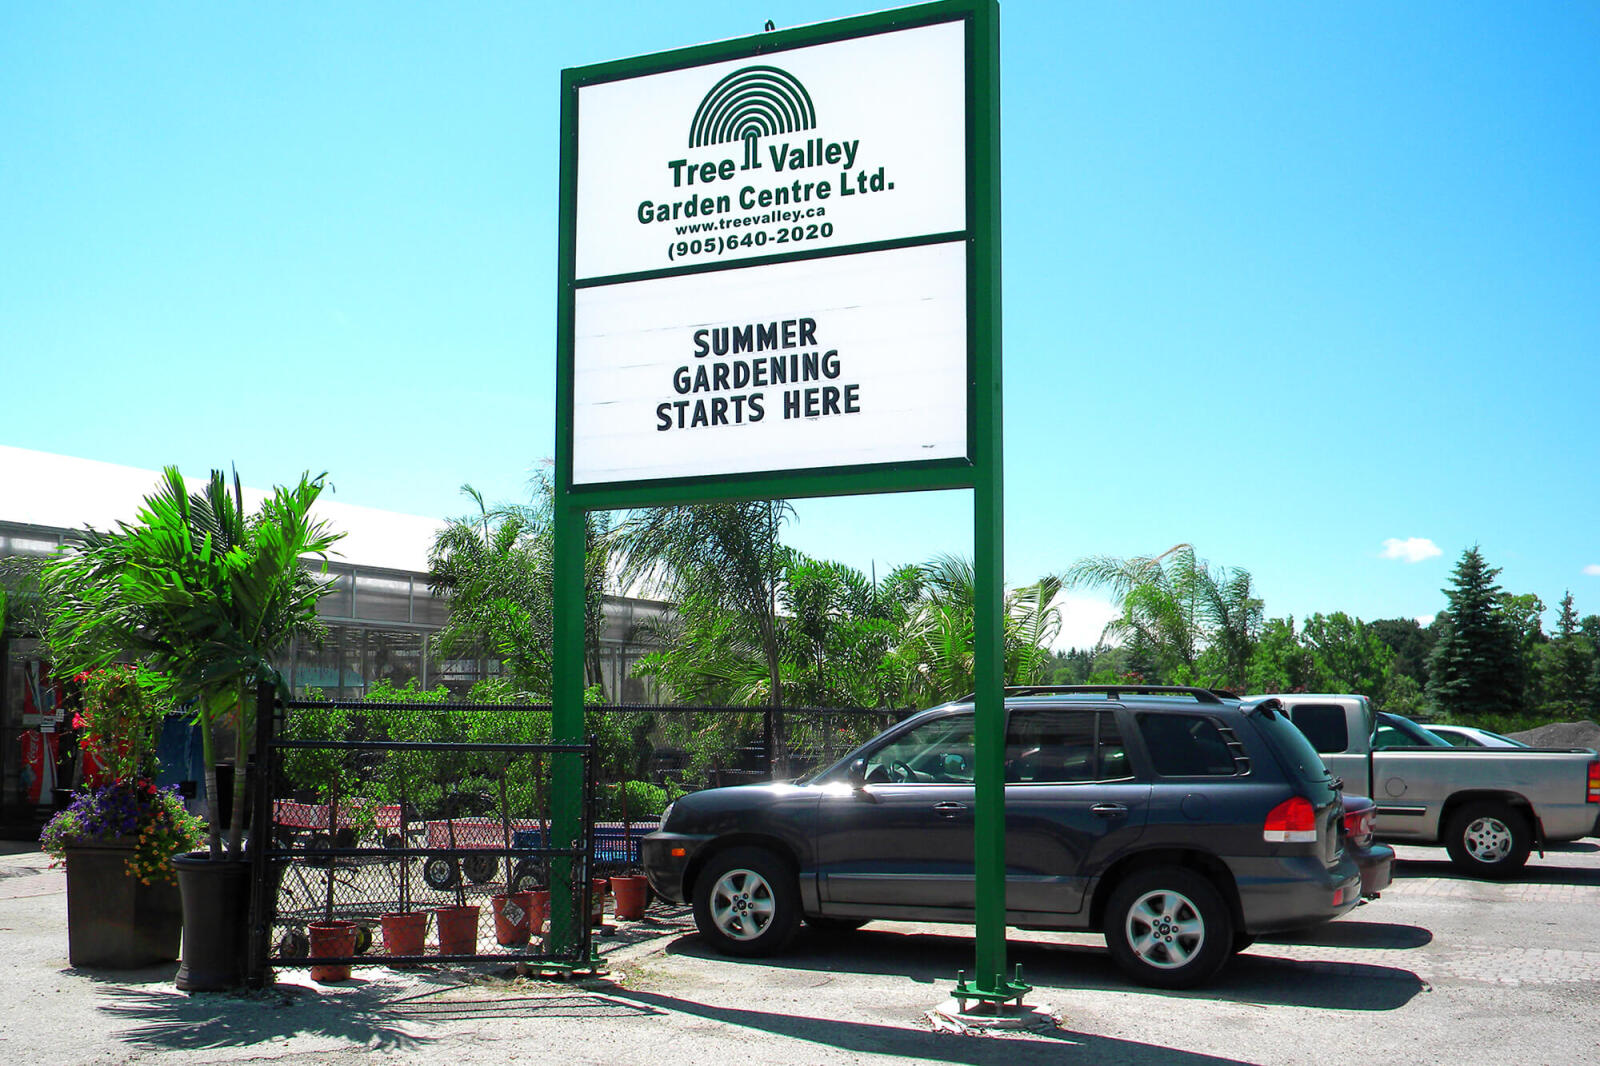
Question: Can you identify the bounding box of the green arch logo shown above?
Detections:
[689,66,816,169]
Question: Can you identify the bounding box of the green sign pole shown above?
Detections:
[548,501,586,958]
[551,0,1014,996]
[549,48,585,958]
[955,0,1027,1008]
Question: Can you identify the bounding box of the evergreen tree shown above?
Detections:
[1426,547,1526,722]
[1582,614,1600,716]
[1590,655,1600,719]
[1542,592,1597,720]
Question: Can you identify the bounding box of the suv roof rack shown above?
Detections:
[953,684,1227,705]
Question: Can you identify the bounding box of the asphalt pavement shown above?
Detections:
[2,841,1597,1065]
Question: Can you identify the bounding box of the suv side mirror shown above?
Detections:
[847,758,869,789]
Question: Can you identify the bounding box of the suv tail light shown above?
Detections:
[1264,796,1319,843]
[1343,807,1374,842]
[1587,761,1599,804]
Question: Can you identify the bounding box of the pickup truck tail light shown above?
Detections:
[1587,761,1599,804]
[1264,796,1319,843]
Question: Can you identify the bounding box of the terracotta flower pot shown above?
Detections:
[308,920,357,982]
[529,889,550,937]
[611,874,649,921]
[434,904,480,956]
[491,891,535,947]
[380,911,427,957]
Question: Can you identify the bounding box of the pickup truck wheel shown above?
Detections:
[692,846,800,957]
[1104,867,1233,989]
[1444,802,1532,878]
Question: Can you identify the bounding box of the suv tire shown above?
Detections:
[1443,801,1532,878]
[692,846,800,957]
[1104,866,1234,989]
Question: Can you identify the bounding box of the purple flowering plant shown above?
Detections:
[40,779,206,885]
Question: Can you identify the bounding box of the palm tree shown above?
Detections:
[779,553,922,709]
[45,468,342,858]
[609,500,792,770]
[428,478,611,698]
[429,486,554,695]
[889,554,1064,705]
[610,500,793,707]
[1065,544,1261,690]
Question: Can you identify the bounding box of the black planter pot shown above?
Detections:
[171,852,251,992]
[64,842,182,968]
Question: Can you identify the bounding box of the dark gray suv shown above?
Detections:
[641,686,1362,987]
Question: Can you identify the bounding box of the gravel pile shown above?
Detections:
[1508,720,1600,750]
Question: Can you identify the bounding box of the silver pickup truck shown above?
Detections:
[1258,694,1600,877]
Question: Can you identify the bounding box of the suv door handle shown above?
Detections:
[1091,803,1129,817]
[933,802,968,818]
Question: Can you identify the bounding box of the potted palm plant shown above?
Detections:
[45,467,342,992]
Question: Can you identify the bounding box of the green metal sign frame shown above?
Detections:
[551,0,1018,1001]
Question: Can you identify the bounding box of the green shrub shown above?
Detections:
[608,779,668,820]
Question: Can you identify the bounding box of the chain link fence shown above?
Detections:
[251,699,909,976]
[257,700,601,973]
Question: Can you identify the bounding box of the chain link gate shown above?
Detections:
[248,696,601,982]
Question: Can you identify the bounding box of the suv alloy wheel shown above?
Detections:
[1103,866,1234,988]
[692,846,800,957]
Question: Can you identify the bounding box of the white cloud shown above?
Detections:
[1415,614,1436,628]
[1584,564,1600,577]
[1381,537,1443,564]
[1051,594,1122,652]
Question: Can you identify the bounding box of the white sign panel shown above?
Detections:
[573,242,968,486]
[574,20,967,281]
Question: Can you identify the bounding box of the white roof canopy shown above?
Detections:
[0,445,444,575]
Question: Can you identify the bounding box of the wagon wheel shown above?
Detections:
[423,852,461,890]
[353,924,373,955]
[508,860,546,895]
[463,854,499,885]
[276,929,310,959]
[307,833,334,868]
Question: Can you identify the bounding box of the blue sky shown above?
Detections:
[4,1,1597,647]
